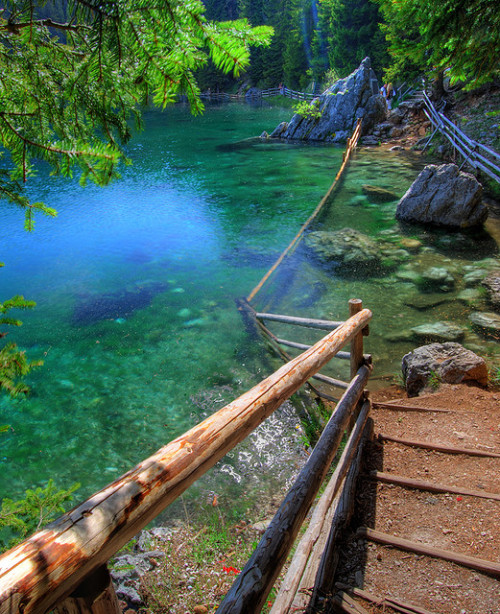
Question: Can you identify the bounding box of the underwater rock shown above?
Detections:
[362,184,399,203]
[481,270,500,311]
[419,267,455,292]
[269,57,385,142]
[304,227,382,276]
[404,294,449,310]
[72,280,166,326]
[464,269,489,287]
[402,342,488,397]
[469,311,500,339]
[399,237,422,253]
[396,163,487,228]
[410,321,466,343]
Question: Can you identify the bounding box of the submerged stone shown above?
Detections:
[481,270,500,311]
[410,321,466,343]
[469,311,500,339]
[404,294,449,310]
[419,267,455,292]
[304,227,382,276]
[362,184,399,203]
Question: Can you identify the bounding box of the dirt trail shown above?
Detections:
[329,383,500,614]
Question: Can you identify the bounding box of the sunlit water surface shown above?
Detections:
[1,103,498,518]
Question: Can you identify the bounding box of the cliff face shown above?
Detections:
[270,57,386,142]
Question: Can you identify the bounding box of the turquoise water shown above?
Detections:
[0,103,347,504]
[1,102,499,514]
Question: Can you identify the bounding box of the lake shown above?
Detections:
[1,101,498,519]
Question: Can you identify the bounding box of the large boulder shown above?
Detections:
[396,163,487,228]
[402,342,488,397]
[270,57,385,142]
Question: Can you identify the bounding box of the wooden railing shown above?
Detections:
[199,86,319,102]
[0,301,372,614]
[422,90,500,184]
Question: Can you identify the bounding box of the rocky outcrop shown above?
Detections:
[396,163,487,228]
[402,342,488,397]
[270,58,385,142]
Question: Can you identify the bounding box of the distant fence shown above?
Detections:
[422,90,500,185]
[199,86,319,102]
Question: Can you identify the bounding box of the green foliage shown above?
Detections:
[427,370,441,391]
[0,0,273,215]
[376,0,500,89]
[294,98,322,120]
[0,292,42,396]
[0,479,79,551]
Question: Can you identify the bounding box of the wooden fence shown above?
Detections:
[422,90,500,184]
[199,86,319,102]
[0,300,372,614]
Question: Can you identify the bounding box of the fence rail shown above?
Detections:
[0,302,372,614]
[199,86,319,102]
[422,91,500,185]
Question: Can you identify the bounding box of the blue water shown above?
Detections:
[1,102,499,515]
[0,103,348,504]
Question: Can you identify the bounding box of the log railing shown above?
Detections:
[0,301,372,614]
[422,90,500,185]
[199,86,320,102]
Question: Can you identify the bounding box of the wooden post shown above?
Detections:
[53,566,120,614]
[348,299,364,379]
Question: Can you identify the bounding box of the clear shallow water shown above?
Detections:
[1,103,499,514]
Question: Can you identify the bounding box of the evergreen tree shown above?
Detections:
[377,0,500,88]
[320,0,389,78]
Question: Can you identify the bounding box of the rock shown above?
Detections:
[362,184,399,203]
[419,267,455,292]
[410,322,466,343]
[304,228,382,276]
[115,585,142,605]
[399,237,422,252]
[464,269,488,287]
[404,294,449,310]
[396,163,487,227]
[194,607,209,614]
[469,311,500,339]
[481,271,500,310]
[359,135,380,146]
[270,57,385,142]
[456,288,483,305]
[259,131,269,139]
[402,342,488,397]
[395,269,422,284]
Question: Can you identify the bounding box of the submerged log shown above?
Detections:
[0,308,372,614]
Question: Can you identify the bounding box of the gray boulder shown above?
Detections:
[402,342,488,397]
[410,322,466,343]
[396,163,487,227]
[270,57,385,142]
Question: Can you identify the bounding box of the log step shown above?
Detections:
[370,470,500,501]
[378,433,500,458]
[357,527,500,577]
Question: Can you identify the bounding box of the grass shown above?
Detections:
[138,504,280,614]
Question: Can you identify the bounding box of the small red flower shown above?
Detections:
[456,496,463,501]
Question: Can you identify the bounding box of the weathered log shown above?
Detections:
[306,421,372,612]
[378,433,500,458]
[358,527,500,577]
[52,566,120,614]
[216,363,372,614]
[335,584,438,614]
[373,401,450,413]
[256,312,343,331]
[276,338,351,360]
[0,308,372,614]
[371,470,500,502]
[269,401,370,614]
[334,591,372,614]
[349,299,364,380]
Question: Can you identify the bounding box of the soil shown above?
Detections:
[328,382,500,614]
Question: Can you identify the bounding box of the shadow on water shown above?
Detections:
[72,280,167,326]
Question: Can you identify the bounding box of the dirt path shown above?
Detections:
[329,383,500,614]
